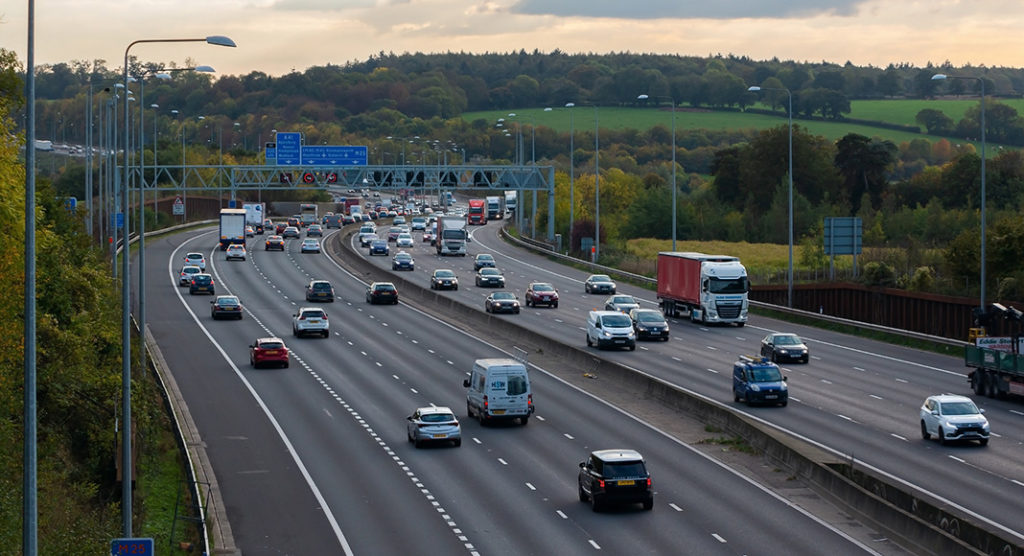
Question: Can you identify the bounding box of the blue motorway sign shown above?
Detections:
[111,538,154,555]
[824,216,862,255]
[265,142,277,161]
[275,132,302,165]
[301,145,368,166]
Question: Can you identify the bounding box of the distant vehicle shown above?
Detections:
[299,203,318,227]
[219,208,247,250]
[475,267,505,288]
[387,226,404,242]
[485,292,520,314]
[473,253,496,271]
[467,199,486,225]
[323,214,343,229]
[282,226,300,239]
[657,252,748,326]
[407,406,461,448]
[305,280,335,302]
[920,394,989,446]
[411,217,427,231]
[504,190,517,215]
[184,252,206,270]
[578,449,653,512]
[436,216,467,256]
[243,202,266,234]
[225,244,246,261]
[392,251,415,271]
[366,282,398,304]
[585,274,617,294]
[369,240,390,256]
[34,139,54,151]
[293,307,329,338]
[485,195,504,220]
[250,337,289,368]
[732,356,788,407]
[629,308,669,341]
[306,224,323,237]
[396,233,414,248]
[463,358,533,425]
[430,269,459,291]
[760,333,809,363]
[178,265,202,286]
[586,310,636,351]
[604,294,639,314]
[210,295,243,320]
[525,282,558,308]
[359,232,377,247]
[245,225,255,238]
[265,235,285,251]
[300,239,321,253]
[189,274,216,296]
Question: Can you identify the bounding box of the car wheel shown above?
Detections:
[629,344,636,351]
[393,299,399,305]
[662,336,669,342]
[292,327,298,337]
[454,285,458,291]
[586,334,592,347]
[283,360,289,368]
[250,358,257,368]
[979,438,989,447]
[938,427,947,445]
[514,308,520,314]
[520,415,529,425]
[407,430,413,443]
[920,420,930,440]
[467,401,474,419]
[643,498,654,511]
[453,438,462,447]
[579,483,588,502]
[802,355,809,363]
[771,352,778,363]
[413,438,421,449]
[323,330,329,338]
[552,302,558,308]
[734,391,741,403]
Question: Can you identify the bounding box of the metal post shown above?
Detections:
[594,106,600,262]
[23,1,39,551]
[567,103,575,251]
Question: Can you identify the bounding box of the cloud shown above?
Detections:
[508,0,864,19]
[269,0,377,10]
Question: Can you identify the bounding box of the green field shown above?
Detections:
[464,97,1019,150]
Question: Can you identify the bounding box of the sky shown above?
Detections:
[2,0,1024,78]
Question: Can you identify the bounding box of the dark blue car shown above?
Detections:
[732,356,788,407]
[369,239,390,256]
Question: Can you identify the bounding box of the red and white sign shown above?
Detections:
[172,196,185,216]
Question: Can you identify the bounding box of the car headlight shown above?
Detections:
[600,330,612,338]
[627,331,635,339]
[749,384,761,392]
[780,382,788,391]
[778,349,788,354]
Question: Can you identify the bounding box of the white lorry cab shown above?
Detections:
[463,358,533,425]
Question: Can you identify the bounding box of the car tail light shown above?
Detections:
[483,395,489,411]
[646,478,652,488]
[527,394,533,409]
[598,479,605,489]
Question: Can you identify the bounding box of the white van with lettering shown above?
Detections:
[463,358,533,425]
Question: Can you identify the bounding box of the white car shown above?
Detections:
[396,233,414,248]
[300,239,321,254]
[178,265,202,286]
[406,406,461,448]
[225,244,246,261]
[184,252,206,270]
[920,394,990,446]
[293,307,330,338]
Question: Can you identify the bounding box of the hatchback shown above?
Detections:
[407,406,461,448]
[366,282,399,304]
[210,295,243,320]
[525,282,558,308]
[473,253,496,270]
[265,235,285,251]
[392,252,415,271]
[396,233,414,248]
[430,269,459,290]
[250,337,289,368]
[178,265,202,286]
[629,308,669,341]
[920,394,990,446]
[292,307,329,338]
[305,280,335,302]
[189,274,215,295]
[282,226,301,239]
[183,252,206,271]
[300,239,321,254]
[369,240,390,256]
[604,294,640,314]
[225,244,246,261]
[578,449,653,512]
[306,224,323,237]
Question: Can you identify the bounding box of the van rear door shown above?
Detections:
[486,370,530,416]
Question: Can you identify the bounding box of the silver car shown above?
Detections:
[604,294,640,314]
[292,307,330,338]
[407,406,461,448]
[920,394,990,446]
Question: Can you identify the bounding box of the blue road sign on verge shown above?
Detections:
[275,132,302,165]
[824,217,862,255]
[300,145,368,166]
[111,538,154,555]
[116,212,124,229]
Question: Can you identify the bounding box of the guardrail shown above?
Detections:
[500,228,965,349]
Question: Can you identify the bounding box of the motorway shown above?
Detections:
[143,223,888,555]
[366,216,1024,546]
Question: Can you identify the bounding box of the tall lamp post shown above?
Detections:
[637,94,677,250]
[932,73,987,311]
[748,85,794,308]
[120,35,235,537]
[566,103,575,251]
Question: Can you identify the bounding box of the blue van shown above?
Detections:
[732,356,788,407]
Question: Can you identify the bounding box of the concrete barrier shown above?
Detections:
[326,227,1018,556]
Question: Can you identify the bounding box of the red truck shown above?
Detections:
[468,199,487,225]
[656,252,749,326]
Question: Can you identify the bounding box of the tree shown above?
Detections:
[915,109,954,135]
[834,133,897,213]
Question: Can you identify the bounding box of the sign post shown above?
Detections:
[172,196,184,216]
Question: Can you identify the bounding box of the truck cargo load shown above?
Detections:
[243,202,266,234]
[219,208,247,250]
[964,304,1024,400]
[657,251,748,326]
[436,216,468,256]
[504,190,517,215]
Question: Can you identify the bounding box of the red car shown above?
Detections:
[250,337,289,368]
[525,282,559,308]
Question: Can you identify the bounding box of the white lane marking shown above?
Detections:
[525,483,536,491]
[890,434,907,442]
[410,388,418,394]
[535,415,545,421]
[563,433,575,440]
[669,503,683,512]
[1011,410,1024,417]
[588,540,601,550]
[672,356,682,362]
[706,368,718,374]
[497,458,508,465]
[556,510,568,519]
[706,346,718,351]
[1012,480,1024,488]
[375,362,383,367]
[895,378,909,383]
[854,367,866,372]
[837,415,853,422]
[472,438,482,445]
[392,375,400,380]
[869,394,883,400]
[820,379,833,384]
[712,533,727,543]
[948,455,966,464]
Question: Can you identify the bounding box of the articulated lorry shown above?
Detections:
[219,208,247,250]
[656,252,749,326]
[243,202,266,234]
[964,304,1024,400]
[468,199,486,225]
[486,195,504,220]
[504,190,517,215]
[436,216,468,256]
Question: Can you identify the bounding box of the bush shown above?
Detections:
[862,261,897,287]
[907,266,935,292]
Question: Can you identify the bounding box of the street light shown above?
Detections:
[566,103,575,251]
[638,94,678,250]
[120,34,235,537]
[748,85,794,308]
[932,73,987,312]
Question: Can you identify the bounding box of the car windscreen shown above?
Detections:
[603,461,646,479]
[941,401,980,415]
[636,312,664,323]
[481,268,499,275]
[611,296,634,304]
[532,284,553,291]
[750,367,783,382]
[708,277,749,294]
[300,310,325,318]
[492,292,516,300]
[591,275,611,282]
[774,335,801,345]
[601,314,632,328]
[375,284,396,291]
[312,283,332,291]
[435,270,455,277]
[217,298,239,306]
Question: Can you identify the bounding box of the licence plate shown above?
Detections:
[617,480,635,486]
[614,339,624,343]
[432,434,446,439]
[264,350,279,355]
[765,394,778,399]
[491,409,506,415]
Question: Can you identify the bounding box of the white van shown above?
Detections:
[586,310,636,351]
[463,358,534,425]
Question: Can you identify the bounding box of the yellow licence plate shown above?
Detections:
[432,434,446,438]
[617,480,635,486]
[491,410,506,415]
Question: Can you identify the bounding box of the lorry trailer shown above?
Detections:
[656,251,749,326]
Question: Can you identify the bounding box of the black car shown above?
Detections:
[473,253,497,271]
[189,273,215,295]
[475,267,505,288]
[628,308,670,341]
[369,240,390,256]
[430,269,459,291]
[392,252,415,271]
[366,282,399,304]
[210,295,243,320]
[305,280,335,302]
[760,333,809,363]
[578,449,653,512]
[585,274,617,294]
[485,292,520,314]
